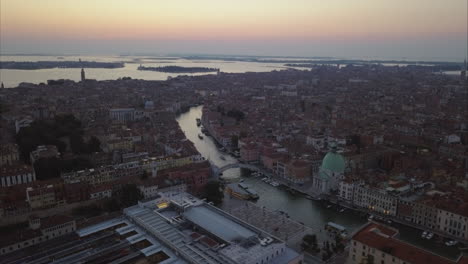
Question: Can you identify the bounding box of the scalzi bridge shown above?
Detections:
[210,162,272,178]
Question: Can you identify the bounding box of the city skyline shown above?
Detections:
[1,0,467,60]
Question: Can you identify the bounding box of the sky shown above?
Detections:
[1,0,467,60]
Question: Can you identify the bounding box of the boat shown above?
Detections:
[305,195,322,201]
[198,134,203,139]
[238,183,249,189]
[196,118,201,126]
[270,181,280,187]
[326,204,332,209]
[426,232,434,239]
[246,188,259,200]
[445,240,458,246]
[339,208,345,213]
[326,222,347,235]
[262,177,271,184]
[421,231,428,238]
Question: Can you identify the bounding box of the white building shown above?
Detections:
[109,108,135,122]
[0,164,36,187]
[352,186,398,216]
[445,134,461,144]
[29,145,60,164]
[437,208,468,240]
[15,117,34,133]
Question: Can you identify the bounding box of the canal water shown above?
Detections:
[176,106,461,260]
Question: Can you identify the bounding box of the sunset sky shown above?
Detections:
[1,0,466,60]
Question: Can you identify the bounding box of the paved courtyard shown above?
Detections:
[222,195,341,258]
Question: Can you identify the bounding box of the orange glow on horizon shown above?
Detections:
[1,0,466,42]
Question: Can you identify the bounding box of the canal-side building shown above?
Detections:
[339,179,356,202]
[312,144,346,195]
[352,186,399,216]
[434,194,468,241]
[347,222,466,264]
[398,195,440,229]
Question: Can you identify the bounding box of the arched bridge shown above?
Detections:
[211,162,271,178]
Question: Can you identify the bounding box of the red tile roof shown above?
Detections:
[353,223,455,264]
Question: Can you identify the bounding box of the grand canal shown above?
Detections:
[176,105,461,261]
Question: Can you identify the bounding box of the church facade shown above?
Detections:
[312,145,346,196]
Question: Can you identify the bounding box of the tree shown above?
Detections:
[140,170,149,180]
[15,114,84,162]
[104,198,121,212]
[60,157,93,173]
[115,184,144,208]
[231,135,239,149]
[226,109,245,122]
[87,136,101,153]
[70,133,86,154]
[72,204,102,217]
[334,234,345,252]
[301,234,319,252]
[201,181,224,206]
[34,157,61,180]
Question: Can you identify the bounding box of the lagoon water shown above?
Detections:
[0,55,292,88]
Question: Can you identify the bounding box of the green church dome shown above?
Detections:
[321,151,345,173]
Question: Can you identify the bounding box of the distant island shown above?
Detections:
[138,65,219,73]
[178,55,462,68]
[285,61,463,71]
[0,61,125,70]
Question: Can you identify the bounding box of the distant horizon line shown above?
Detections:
[0,52,465,63]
